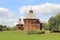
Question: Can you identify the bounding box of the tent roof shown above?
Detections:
[26,9,37,19]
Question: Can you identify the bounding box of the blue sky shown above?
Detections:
[0,0,60,27]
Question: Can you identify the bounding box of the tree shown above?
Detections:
[48,13,60,31]
[12,26,17,30]
[42,23,49,30]
[55,13,60,31]
[0,24,8,31]
[48,16,57,31]
[0,25,3,31]
[58,25,60,31]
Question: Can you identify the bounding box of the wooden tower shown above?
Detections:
[24,9,41,30]
[16,19,23,30]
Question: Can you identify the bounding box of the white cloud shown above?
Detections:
[20,3,60,15]
[40,19,48,23]
[20,16,25,19]
[13,22,18,26]
[0,18,4,22]
[0,18,17,27]
[19,3,60,23]
[0,7,14,26]
[0,8,13,17]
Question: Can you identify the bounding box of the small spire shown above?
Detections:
[18,19,22,24]
[29,7,33,13]
[19,19,21,21]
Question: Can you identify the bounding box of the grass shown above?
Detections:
[0,30,60,40]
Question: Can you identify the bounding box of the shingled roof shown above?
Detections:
[18,19,22,24]
[26,9,37,19]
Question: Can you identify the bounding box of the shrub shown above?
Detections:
[0,28,2,31]
[27,30,36,34]
[27,30,45,34]
[36,30,45,34]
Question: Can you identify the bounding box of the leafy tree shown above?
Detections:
[0,25,3,31]
[42,23,49,30]
[48,13,60,31]
[48,16,57,31]
[12,26,17,30]
[0,25,3,28]
[0,24,8,31]
[58,25,60,31]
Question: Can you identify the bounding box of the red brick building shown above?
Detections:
[24,9,41,30]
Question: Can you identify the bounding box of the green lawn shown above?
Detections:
[0,30,60,40]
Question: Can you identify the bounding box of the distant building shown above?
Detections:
[16,19,24,30]
[24,9,42,30]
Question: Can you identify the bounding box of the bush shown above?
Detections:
[36,30,45,34]
[0,28,2,31]
[52,30,60,33]
[27,30,45,34]
[27,30,36,34]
